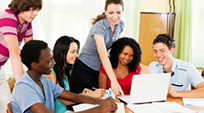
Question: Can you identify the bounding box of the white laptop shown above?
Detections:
[117,73,171,104]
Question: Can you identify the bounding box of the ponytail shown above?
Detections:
[91,12,106,26]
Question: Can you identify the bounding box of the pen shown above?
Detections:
[92,87,109,94]
[92,87,97,90]
[109,88,111,98]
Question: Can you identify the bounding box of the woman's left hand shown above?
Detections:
[92,89,106,98]
[82,88,93,94]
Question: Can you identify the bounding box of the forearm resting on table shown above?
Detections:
[59,90,102,104]
[58,98,75,105]
[176,88,204,98]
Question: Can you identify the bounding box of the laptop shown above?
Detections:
[117,73,171,104]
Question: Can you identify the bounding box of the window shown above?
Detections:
[192,0,204,68]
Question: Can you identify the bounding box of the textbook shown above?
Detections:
[126,102,196,113]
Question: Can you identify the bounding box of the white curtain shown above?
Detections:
[0,0,141,73]
[1,0,140,49]
[33,0,140,50]
[192,0,204,68]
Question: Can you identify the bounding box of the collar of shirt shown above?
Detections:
[157,57,177,76]
[12,10,28,26]
[171,57,177,72]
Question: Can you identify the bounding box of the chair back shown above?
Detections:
[7,103,13,113]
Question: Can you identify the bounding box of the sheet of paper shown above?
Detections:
[126,102,196,113]
[72,103,125,113]
[101,89,115,99]
[73,103,98,112]
[115,103,125,113]
[126,104,164,113]
[152,102,196,113]
[183,98,204,107]
[64,110,74,113]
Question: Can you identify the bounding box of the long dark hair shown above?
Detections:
[91,0,124,26]
[109,37,141,72]
[53,35,80,88]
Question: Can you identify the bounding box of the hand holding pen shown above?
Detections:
[89,87,106,98]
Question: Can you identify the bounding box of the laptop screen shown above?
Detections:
[117,73,171,104]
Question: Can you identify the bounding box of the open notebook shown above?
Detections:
[118,73,171,104]
[126,102,196,113]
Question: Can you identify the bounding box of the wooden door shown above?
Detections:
[139,13,169,66]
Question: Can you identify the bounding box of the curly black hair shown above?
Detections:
[20,40,48,69]
[109,37,142,72]
[153,34,175,49]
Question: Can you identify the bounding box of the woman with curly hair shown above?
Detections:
[99,37,142,94]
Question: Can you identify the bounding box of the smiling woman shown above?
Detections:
[44,35,105,113]
[70,0,125,96]
[98,37,142,94]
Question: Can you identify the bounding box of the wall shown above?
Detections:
[141,0,169,13]
[140,0,177,13]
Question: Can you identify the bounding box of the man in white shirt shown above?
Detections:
[148,34,204,98]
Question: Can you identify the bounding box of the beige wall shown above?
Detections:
[140,0,177,13]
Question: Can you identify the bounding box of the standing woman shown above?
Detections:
[0,0,42,112]
[71,0,125,95]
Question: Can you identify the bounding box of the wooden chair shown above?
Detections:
[7,77,15,93]
[7,103,13,113]
[140,64,149,74]
[7,77,15,113]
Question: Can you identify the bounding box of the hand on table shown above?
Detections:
[168,85,179,97]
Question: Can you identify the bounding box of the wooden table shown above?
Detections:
[121,96,204,113]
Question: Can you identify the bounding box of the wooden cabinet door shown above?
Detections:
[139,13,169,66]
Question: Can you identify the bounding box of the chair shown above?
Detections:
[7,103,13,113]
[140,64,149,74]
[7,77,15,93]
